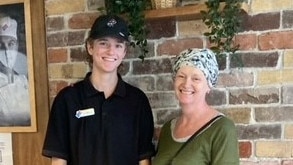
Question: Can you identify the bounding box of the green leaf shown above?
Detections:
[201,0,243,66]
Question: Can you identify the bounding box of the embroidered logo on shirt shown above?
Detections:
[75,108,95,118]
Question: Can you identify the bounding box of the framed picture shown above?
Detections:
[0,0,36,132]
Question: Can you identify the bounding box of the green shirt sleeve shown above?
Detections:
[210,118,239,165]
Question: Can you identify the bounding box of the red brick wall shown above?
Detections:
[45,0,293,164]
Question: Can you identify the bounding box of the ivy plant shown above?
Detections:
[201,0,244,65]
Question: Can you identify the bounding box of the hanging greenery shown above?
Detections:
[201,0,244,59]
[101,0,244,63]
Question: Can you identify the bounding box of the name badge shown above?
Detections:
[75,108,95,118]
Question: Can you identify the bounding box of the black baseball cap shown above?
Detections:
[89,15,129,41]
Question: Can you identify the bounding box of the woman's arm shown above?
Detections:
[51,157,67,165]
[139,159,151,165]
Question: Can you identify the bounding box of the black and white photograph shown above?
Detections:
[0,1,36,132]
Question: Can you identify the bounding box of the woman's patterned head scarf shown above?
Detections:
[172,48,219,88]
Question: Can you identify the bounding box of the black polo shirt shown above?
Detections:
[42,73,155,165]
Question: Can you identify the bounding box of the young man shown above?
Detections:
[42,15,155,165]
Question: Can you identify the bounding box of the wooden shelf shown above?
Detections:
[145,4,207,19]
[145,2,248,20]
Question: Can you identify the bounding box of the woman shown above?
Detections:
[152,48,239,165]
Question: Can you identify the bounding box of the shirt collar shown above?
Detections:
[83,72,126,98]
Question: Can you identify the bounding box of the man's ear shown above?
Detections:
[86,41,94,55]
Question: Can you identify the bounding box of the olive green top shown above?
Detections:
[152,116,239,165]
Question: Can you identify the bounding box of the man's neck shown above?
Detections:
[90,71,118,98]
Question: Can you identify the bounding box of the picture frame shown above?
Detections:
[0,0,36,132]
